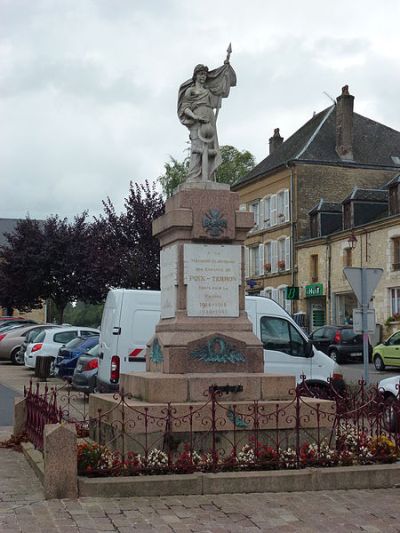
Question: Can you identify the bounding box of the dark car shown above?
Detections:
[309,325,372,364]
[55,335,99,379]
[71,344,99,394]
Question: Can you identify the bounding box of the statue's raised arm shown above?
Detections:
[177,45,237,182]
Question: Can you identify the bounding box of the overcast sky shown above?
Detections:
[1,0,400,221]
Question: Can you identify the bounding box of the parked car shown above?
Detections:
[0,324,60,365]
[71,344,100,394]
[372,331,400,371]
[55,335,99,379]
[378,375,400,431]
[24,327,99,369]
[0,320,37,333]
[308,325,372,364]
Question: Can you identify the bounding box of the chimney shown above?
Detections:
[269,128,284,154]
[335,85,354,161]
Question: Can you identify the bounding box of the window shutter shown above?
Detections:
[271,240,278,273]
[271,195,277,226]
[284,190,290,221]
[244,246,250,277]
[239,203,247,212]
[272,288,279,302]
[258,243,264,275]
[285,237,291,270]
[259,199,264,229]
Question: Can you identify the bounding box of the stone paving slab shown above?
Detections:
[2,444,400,532]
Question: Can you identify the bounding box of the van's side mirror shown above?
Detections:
[305,340,314,358]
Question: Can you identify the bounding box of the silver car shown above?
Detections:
[0,324,60,365]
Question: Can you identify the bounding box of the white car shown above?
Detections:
[378,375,400,432]
[24,326,99,369]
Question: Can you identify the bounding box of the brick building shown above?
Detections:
[232,86,400,314]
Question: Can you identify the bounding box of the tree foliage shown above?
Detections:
[93,180,165,292]
[0,214,92,322]
[158,145,256,197]
[0,181,163,320]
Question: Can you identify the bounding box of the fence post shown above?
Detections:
[13,397,27,436]
[43,423,77,499]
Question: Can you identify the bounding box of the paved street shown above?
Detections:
[1,438,400,532]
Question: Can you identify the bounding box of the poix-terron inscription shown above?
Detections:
[184,243,241,317]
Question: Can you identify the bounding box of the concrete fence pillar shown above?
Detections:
[13,397,27,436]
[43,423,78,499]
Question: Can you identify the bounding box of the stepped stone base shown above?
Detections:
[120,372,296,403]
[89,393,335,434]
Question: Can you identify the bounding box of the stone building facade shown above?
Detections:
[232,86,400,314]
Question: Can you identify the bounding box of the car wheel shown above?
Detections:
[383,394,399,433]
[11,348,24,365]
[329,349,345,365]
[374,354,385,371]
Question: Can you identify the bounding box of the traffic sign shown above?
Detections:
[343,267,383,305]
[343,267,383,385]
[352,309,376,334]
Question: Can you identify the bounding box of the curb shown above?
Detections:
[21,443,400,497]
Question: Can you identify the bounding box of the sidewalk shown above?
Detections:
[1,432,400,532]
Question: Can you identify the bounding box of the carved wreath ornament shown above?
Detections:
[190,336,246,364]
[202,208,227,238]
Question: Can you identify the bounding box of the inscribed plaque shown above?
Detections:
[184,244,241,317]
[160,244,178,318]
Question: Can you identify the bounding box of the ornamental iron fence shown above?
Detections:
[23,377,400,476]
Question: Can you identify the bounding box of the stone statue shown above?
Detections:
[177,44,237,182]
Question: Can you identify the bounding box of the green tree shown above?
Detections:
[158,145,256,198]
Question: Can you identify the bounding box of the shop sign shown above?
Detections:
[305,283,324,298]
[285,286,299,300]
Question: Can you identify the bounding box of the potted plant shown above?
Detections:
[264,262,271,273]
[278,260,286,270]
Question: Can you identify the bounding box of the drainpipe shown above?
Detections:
[287,162,296,310]
[327,237,332,324]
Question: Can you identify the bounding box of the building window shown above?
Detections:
[263,196,271,228]
[390,287,400,316]
[310,254,318,282]
[392,237,400,271]
[276,237,290,271]
[276,190,290,224]
[250,246,259,276]
[249,200,260,229]
[343,247,352,267]
[264,242,272,273]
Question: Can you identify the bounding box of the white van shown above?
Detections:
[97,289,344,393]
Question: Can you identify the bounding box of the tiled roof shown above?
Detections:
[309,199,342,215]
[343,188,388,203]
[233,105,400,188]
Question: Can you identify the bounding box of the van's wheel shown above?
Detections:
[374,355,385,371]
[329,349,345,365]
[298,381,331,399]
[11,348,24,366]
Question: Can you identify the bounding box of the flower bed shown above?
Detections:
[77,428,398,478]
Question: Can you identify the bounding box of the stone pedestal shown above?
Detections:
[146,182,263,386]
